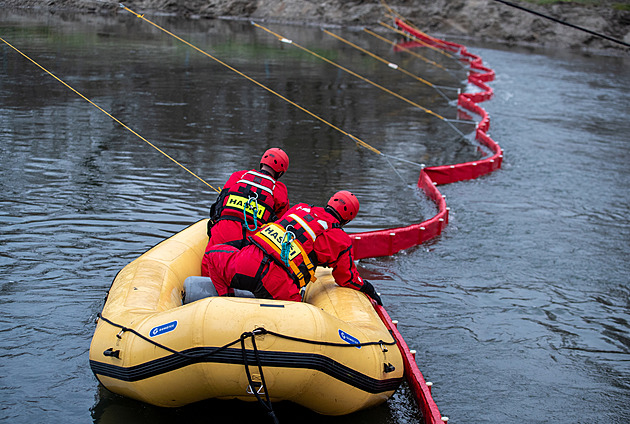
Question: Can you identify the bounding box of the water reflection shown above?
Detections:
[1,7,629,424]
[90,382,421,424]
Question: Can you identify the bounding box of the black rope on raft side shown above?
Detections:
[97,313,242,359]
[240,331,280,424]
[96,315,398,423]
[260,328,396,348]
[97,314,279,422]
[97,314,397,355]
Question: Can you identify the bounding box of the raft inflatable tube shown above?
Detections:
[89,219,404,415]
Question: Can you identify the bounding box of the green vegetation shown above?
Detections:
[612,3,630,11]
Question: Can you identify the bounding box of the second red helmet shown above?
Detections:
[327,190,360,224]
[260,148,289,177]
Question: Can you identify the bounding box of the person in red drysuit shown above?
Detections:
[205,147,290,249]
[201,190,383,305]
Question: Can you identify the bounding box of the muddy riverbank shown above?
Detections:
[2,0,629,55]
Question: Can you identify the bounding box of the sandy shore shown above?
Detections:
[2,0,629,54]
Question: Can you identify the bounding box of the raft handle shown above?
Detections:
[384,362,396,373]
[246,382,266,395]
[103,348,121,359]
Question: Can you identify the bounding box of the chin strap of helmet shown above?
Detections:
[324,205,345,225]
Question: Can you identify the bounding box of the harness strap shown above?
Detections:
[236,170,276,196]
[255,223,316,288]
[287,213,317,241]
[279,224,317,284]
[253,255,272,285]
[295,248,316,284]
[248,238,302,290]
[237,179,275,195]
[255,231,304,286]
[239,170,276,188]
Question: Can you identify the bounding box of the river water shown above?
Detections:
[1,8,628,424]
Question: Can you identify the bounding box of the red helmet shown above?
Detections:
[260,148,289,177]
[327,191,360,224]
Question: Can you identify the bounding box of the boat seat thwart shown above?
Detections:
[183,276,254,303]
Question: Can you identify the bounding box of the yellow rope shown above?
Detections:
[0,36,220,193]
[387,13,456,52]
[120,6,381,155]
[253,23,446,121]
[321,29,437,88]
[378,0,459,60]
[379,0,397,17]
[379,20,457,60]
[363,28,447,72]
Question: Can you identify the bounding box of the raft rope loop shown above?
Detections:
[0,36,220,194]
[244,192,260,231]
[96,313,397,421]
[321,28,455,102]
[280,226,295,268]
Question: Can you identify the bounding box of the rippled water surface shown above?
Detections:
[1,9,629,424]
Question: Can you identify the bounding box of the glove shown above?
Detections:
[360,280,383,306]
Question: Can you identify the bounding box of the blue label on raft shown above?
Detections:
[150,321,177,337]
[338,329,361,349]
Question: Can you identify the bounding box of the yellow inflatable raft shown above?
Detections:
[89,219,403,415]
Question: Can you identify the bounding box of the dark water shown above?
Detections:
[1,9,629,424]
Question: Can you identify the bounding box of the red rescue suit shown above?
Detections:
[206,169,289,247]
[201,203,365,301]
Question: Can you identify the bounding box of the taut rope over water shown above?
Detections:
[320,28,455,102]
[118,4,433,173]
[378,20,468,70]
[118,4,383,157]
[0,36,220,193]
[362,27,458,78]
[252,22,469,140]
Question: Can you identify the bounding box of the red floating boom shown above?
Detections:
[375,303,445,423]
[350,18,502,260]
[354,19,504,424]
